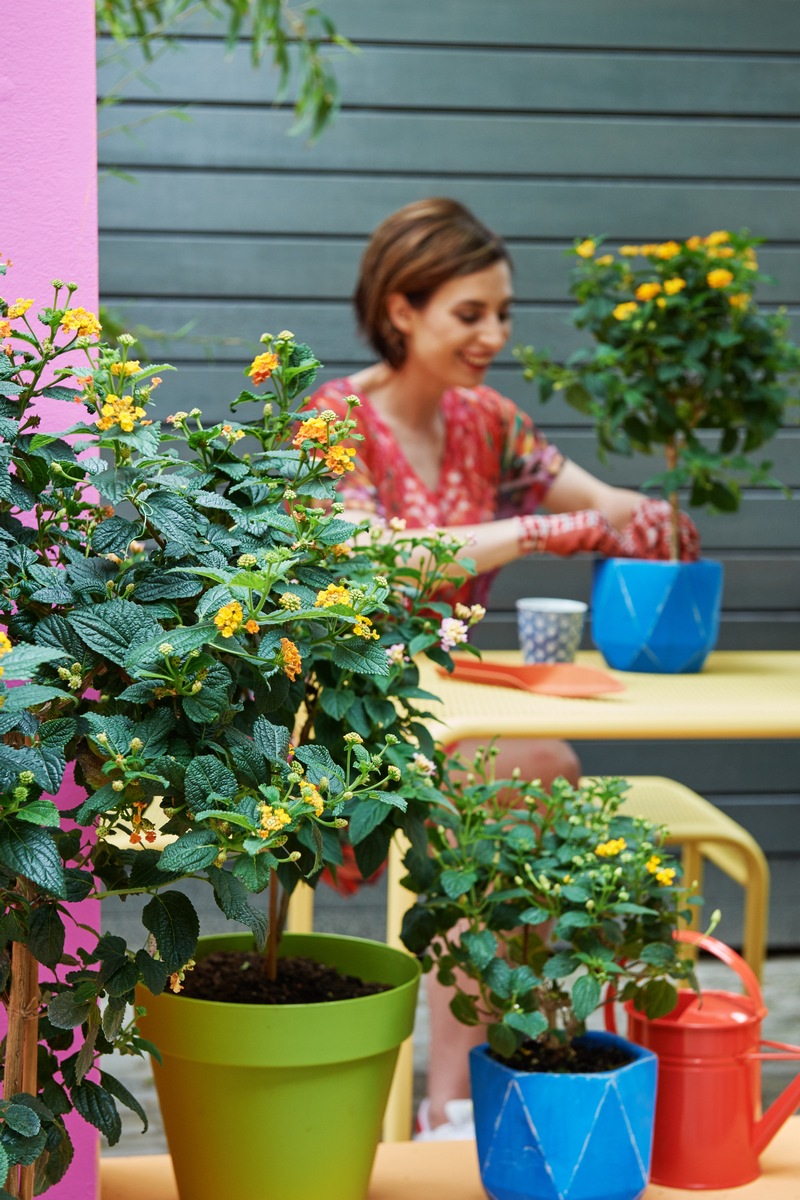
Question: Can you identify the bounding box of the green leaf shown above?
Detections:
[28,906,66,969]
[449,991,480,1026]
[440,867,478,900]
[0,822,66,898]
[232,850,276,893]
[39,718,78,746]
[506,1010,548,1039]
[142,892,199,973]
[252,716,290,765]
[90,517,141,557]
[69,1081,122,1145]
[488,1022,518,1058]
[519,905,551,926]
[158,830,220,874]
[99,1070,149,1133]
[48,991,95,1031]
[135,949,169,997]
[541,951,579,979]
[16,799,61,828]
[332,641,391,676]
[2,1103,41,1137]
[70,600,161,661]
[184,756,237,811]
[0,644,67,681]
[318,687,355,719]
[2,684,73,712]
[640,942,677,968]
[293,743,342,793]
[571,973,602,1022]
[348,800,389,846]
[485,958,513,999]
[462,929,497,971]
[635,978,679,1020]
[206,866,268,949]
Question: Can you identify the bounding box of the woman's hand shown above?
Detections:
[617,498,701,562]
[517,510,624,557]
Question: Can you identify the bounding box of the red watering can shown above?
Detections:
[605,929,800,1189]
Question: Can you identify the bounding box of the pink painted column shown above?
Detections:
[2,5,101,1198]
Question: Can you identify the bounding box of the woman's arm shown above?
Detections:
[339,504,622,581]
[542,460,641,531]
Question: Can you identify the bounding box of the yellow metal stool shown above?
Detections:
[592,775,770,981]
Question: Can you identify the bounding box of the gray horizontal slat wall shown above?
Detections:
[97,0,800,946]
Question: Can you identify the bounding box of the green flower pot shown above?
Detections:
[136,931,420,1200]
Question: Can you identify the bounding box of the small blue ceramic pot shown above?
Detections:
[591,558,723,674]
[470,1032,658,1200]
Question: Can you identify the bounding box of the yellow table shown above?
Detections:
[100,1118,800,1199]
[417,650,800,743]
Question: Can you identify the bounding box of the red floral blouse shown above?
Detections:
[307,378,564,605]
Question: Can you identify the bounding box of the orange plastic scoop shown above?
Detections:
[437,659,626,698]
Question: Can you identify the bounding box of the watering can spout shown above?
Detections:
[753,1055,800,1155]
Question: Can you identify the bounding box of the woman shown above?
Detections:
[308,197,697,1136]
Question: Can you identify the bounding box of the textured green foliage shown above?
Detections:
[518,231,800,553]
[0,272,477,1188]
[402,765,698,1058]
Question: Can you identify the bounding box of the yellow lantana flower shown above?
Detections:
[663,278,686,296]
[61,307,101,338]
[595,254,615,266]
[575,239,596,258]
[7,299,33,319]
[213,601,244,638]
[315,584,352,608]
[656,867,676,886]
[707,268,734,289]
[292,416,328,447]
[0,320,11,338]
[279,637,302,681]
[635,282,661,302]
[612,301,639,321]
[325,444,356,475]
[685,236,704,250]
[300,782,324,816]
[96,394,147,433]
[595,837,626,857]
[247,351,280,386]
[655,241,681,259]
[705,230,730,247]
[728,293,749,310]
[110,360,141,377]
[0,632,12,656]
[619,246,640,257]
[258,804,292,836]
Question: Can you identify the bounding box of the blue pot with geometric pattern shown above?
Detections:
[591,558,723,674]
[470,1033,658,1200]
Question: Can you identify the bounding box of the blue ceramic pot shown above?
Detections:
[591,558,723,674]
[470,1033,657,1200]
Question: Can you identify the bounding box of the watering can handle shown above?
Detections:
[603,929,765,1034]
[672,930,765,1010]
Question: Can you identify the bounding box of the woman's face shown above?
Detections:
[392,259,513,388]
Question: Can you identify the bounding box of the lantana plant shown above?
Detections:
[401,758,697,1062]
[0,266,478,1193]
[517,231,800,560]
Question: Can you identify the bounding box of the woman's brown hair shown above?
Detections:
[354,198,509,368]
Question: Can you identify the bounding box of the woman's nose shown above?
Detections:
[479,319,509,350]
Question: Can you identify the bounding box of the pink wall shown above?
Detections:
[2,5,101,1197]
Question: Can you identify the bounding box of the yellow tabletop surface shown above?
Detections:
[100,1118,800,1199]
[417,650,800,743]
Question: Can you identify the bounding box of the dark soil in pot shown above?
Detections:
[176,950,392,1004]
[496,1037,635,1074]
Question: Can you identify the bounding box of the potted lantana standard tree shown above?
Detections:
[517,231,800,672]
[401,758,696,1200]
[0,265,479,1199]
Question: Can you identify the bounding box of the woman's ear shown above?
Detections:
[385,292,415,335]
